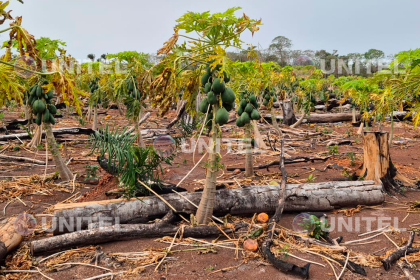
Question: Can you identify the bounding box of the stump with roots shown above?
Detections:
[360,131,413,194]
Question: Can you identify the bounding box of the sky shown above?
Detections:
[2,0,419,60]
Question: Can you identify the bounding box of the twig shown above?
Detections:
[342,231,390,245]
[288,252,325,267]
[81,273,114,280]
[176,152,207,187]
[208,261,245,275]
[53,262,111,272]
[72,174,77,194]
[358,225,390,236]
[383,232,399,249]
[155,227,181,271]
[36,267,55,280]
[324,258,339,280]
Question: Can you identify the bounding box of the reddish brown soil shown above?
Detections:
[1,105,420,280]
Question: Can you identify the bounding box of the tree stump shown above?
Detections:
[0,218,23,264]
[281,100,297,126]
[360,132,412,193]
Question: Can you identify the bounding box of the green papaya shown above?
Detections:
[28,96,34,106]
[223,72,231,83]
[207,91,218,105]
[264,94,271,101]
[223,102,234,112]
[30,85,37,96]
[236,117,245,127]
[240,99,247,108]
[251,109,261,120]
[221,87,235,104]
[49,115,56,125]
[43,109,50,123]
[36,86,43,98]
[35,113,42,126]
[128,81,134,91]
[249,95,257,104]
[47,90,54,99]
[245,103,253,114]
[205,112,213,127]
[237,106,244,116]
[240,112,250,124]
[199,98,210,113]
[33,99,46,114]
[212,78,225,94]
[48,104,57,115]
[204,82,212,94]
[273,96,278,102]
[215,107,229,125]
[201,73,211,87]
[263,99,269,106]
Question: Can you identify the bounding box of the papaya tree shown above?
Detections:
[151,7,261,224]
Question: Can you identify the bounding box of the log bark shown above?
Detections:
[31,211,247,255]
[0,218,23,264]
[0,127,95,141]
[382,231,419,271]
[166,100,187,129]
[360,132,413,193]
[52,181,384,234]
[265,113,360,124]
[226,156,330,171]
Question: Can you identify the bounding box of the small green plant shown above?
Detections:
[299,215,330,240]
[328,145,339,155]
[306,174,316,183]
[277,244,290,260]
[345,128,353,138]
[183,159,187,165]
[204,266,215,271]
[78,117,86,126]
[8,100,17,112]
[36,143,44,150]
[12,145,20,151]
[342,169,354,180]
[347,152,356,166]
[0,112,4,123]
[85,164,99,181]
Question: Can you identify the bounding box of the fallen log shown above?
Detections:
[264,113,360,124]
[0,218,23,264]
[31,211,247,255]
[226,156,331,171]
[0,154,46,165]
[0,127,95,141]
[52,181,384,234]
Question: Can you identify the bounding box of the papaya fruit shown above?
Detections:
[240,112,250,124]
[240,99,247,108]
[49,115,56,125]
[223,102,234,112]
[199,98,210,114]
[223,72,230,83]
[207,91,218,105]
[30,85,37,96]
[264,94,271,101]
[36,86,43,98]
[245,103,253,114]
[43,109,50,123]
[273,96,278,102]
[212,78,225,94]
[263,99,269,106]
[237,106,244,116]
[249,95,257,104]
[28,96,34,106]
[205,112,213,127]
[204,82,212,94]
[47,90,54,99]
[33,99,46,114]
[35,113,42,126]
[215,107,229,125]
[201,73,211,87]
[48,104,57,115]
[236,117,244,127]
[221,87,235,104]
[251,109,261,120]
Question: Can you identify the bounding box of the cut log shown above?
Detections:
[0,218,23,264]
[52,181,384,234]
[265,113,360,124]
[31,211,247,255]
[360,132,413,193]
[0,127,95,141]
[226,156,331,171]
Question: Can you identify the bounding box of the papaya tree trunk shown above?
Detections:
[281,100,297,126]
[290,109,306,129]
[45,123,73,181]
[357,122,364,135]
[389,111,394,146]
[86,106,92,122]
[92,105,98,131]
[245,123,254,177]
[352,107,357,123]
[270,107,280,132]
[27,123,43,148]
[24,104,31,120]
[196,104,219,224]
[117,102,124,116]
[135,109,145,148]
